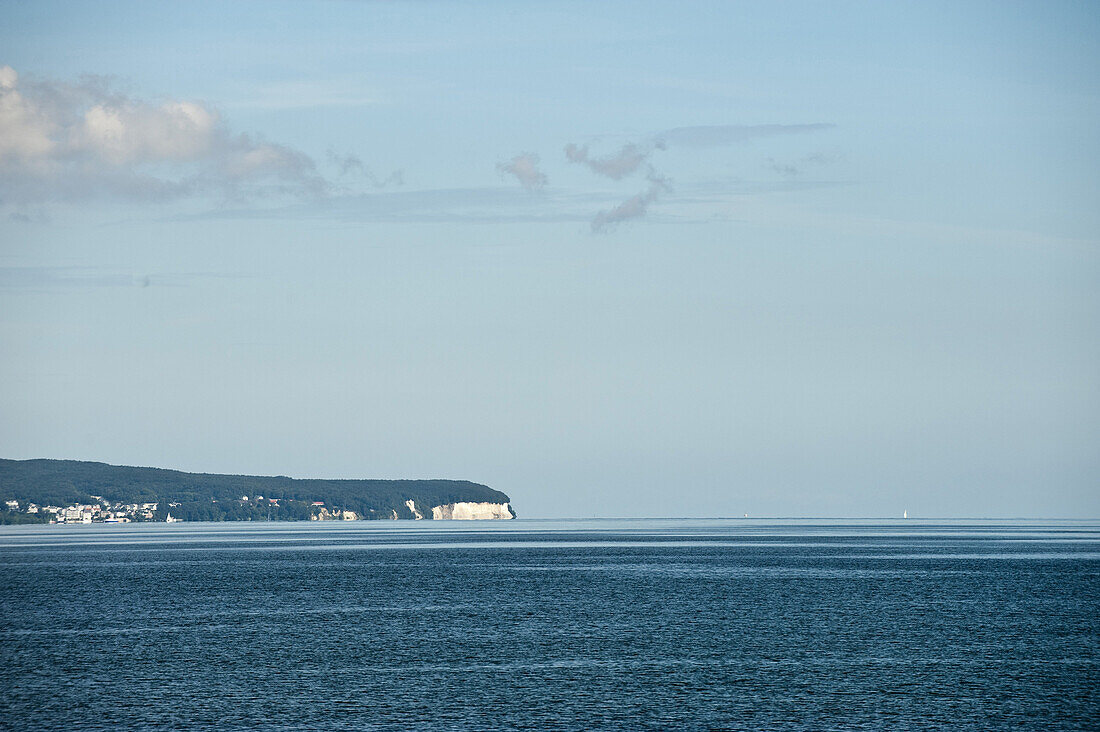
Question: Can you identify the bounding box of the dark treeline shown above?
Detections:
[0,459,510,521]
[0,510,49,525]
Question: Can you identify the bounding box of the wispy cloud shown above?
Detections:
[765,152,836,177]
[564,142,650,180]
[0,66,330,208]
[562,140,666,229]
[497,153,547,191]
[175,186,598,224]
[174,177,846,227]
[653,123,834,148]
[560,123,834,229]
[7,209,50,224]
[591,172,671,233]
[765,159,801,177]
[327,150,404,188]
[328,150,367,177]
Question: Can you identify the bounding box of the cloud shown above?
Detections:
[564,142,650,180]
[327,150,404,188]
[176,177,848,227]
[328,150,366,177]
[561,140,670,229]
[562,140,670,229]
[654,123,834,148]
[0,66,330,207]
[765,158,801,177]
[497,153,547,191]
[561,124,834,180]
[591,172,671,232]
[176,186,599,225]
[372,169,405,187]
[558,123,836,230]
[765,151,836,177]
[8,209,49,224]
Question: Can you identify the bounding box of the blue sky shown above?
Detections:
[1,0,1097,517]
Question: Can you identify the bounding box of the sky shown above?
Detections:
[1,0,1098,518]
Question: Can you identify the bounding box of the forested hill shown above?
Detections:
[0,459,510,522]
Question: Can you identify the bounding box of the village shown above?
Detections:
[6,497,168,523]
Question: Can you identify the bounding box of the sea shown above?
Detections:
[1,519,1097,730]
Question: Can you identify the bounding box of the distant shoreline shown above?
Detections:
[0,458,514,524]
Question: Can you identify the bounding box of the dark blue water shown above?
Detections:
[1,519,1097,730]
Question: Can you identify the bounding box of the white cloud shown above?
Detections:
[0,66,329,207]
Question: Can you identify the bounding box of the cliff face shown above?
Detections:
[295,500,517,521]
[431,502,515,520]
[404,499,424,519]
[310,508,360,521]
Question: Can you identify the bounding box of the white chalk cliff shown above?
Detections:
[431,501,515,520]
[404,499,424,519]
